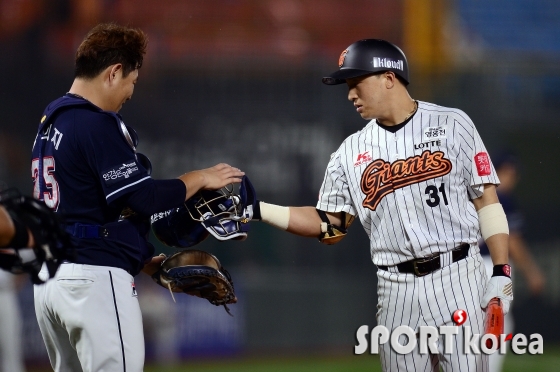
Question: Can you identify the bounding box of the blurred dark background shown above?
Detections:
[0,0,559,368]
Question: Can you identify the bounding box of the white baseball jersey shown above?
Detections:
[317,100,500,266]
[318,100,498,371]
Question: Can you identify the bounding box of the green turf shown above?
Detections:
[144,354,383,372]
[142,346,560,372]
[502,344,560,372]
[27,345,559,371]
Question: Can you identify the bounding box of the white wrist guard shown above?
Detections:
[259,202,290,231]
[477,203,509,241]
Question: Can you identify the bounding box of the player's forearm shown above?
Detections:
[484,233,509,265]
[258,203,322,237]
[472,184,509,265]
[287,206,324,237]
[178,171,206,200]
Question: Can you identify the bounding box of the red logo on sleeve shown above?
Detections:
[474,152,492,176]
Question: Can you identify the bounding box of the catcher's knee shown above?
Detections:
[316,209,354,245]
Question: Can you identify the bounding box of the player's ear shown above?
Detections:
[108,64,123,82]
[384,71,396,89]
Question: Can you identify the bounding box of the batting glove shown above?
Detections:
[481,264,513,315]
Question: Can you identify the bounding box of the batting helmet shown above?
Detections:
[322,39,409,85]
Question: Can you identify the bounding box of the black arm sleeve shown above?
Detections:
[122,179,186,217]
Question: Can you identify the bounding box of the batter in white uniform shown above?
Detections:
[250,39,513,371]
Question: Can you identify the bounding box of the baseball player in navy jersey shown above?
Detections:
[247,39,513,371]
[31,23,244,372]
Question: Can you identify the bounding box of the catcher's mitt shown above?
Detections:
[0,188,72,284]
[152,249,237,315]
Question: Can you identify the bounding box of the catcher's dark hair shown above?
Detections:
[75,23,147,79]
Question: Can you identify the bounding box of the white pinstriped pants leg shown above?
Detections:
[376,250,489,372]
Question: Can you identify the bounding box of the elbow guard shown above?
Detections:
[477,203,509,241]
[316,209,355,245]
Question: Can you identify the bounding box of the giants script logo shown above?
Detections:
[360,150,452,210]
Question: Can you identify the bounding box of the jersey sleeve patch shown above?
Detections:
[102,159,141,186]
[474,152,492,176]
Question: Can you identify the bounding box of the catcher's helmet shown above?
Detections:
[186,189,249,242]
[0,188,72,284]
[151,186,250,248]
[322,39,409,85]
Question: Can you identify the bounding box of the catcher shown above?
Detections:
[0,188,71,283]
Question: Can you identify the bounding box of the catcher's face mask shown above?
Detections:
[151,176,255,247]
[186,188,249,242]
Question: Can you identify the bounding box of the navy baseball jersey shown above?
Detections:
[31,94,153,274]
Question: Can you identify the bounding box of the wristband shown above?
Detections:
[492,264,511,278]
[477,203,509,241]
[259,202,290,231]
[253,200,262,220]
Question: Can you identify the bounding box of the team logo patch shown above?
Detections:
[360,150,452,210]
[474,152,492,176]
[102,160,140,186]
[354,151,372,167]
[338,49,348,67]
[422,125,447,142]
